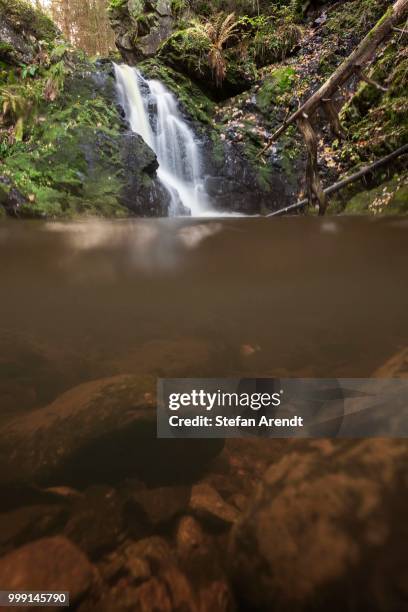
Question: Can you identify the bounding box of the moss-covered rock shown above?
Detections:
[109,0,174,63]
[0,0,59,65]
[342,174,408,215]
[341,37,408,161]
[1,57,170,218]
[138,58,216,124]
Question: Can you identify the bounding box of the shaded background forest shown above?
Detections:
[33,0,115,55]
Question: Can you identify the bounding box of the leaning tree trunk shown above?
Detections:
[296,116,328,214]
[268,0,408,143]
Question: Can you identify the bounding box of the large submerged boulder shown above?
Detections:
[0,537,95,605]
[229,439,408,612]
[0,375,223,487]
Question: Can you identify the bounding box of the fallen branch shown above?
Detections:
[266,144,408,217]
[260,0,408,153]
[356,68,388,92]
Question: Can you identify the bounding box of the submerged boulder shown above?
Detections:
[0,536,94,605]
[229,439,408,612]
[0,375,223,487]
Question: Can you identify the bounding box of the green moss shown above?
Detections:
[257,67,296,114]
[0,0,58,43]
[139,58,216,124]
[109,0,127,9]
[342,175,408,215]
[324,0,389,38]
[341,37,408,161]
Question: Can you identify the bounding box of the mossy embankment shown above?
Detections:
[1,0,407,217]
[109,0,407,215]
[0,0,169,218]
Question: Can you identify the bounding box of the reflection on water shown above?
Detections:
[0,217,407,420]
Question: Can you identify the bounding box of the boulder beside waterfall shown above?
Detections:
[109,0,175,64]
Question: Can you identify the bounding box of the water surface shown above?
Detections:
[1,216,407,421]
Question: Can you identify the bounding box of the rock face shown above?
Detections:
[229,439,408,612]
[0,375,223,487]
[1,59,170,218]
[202,138,297,215]
[0,0,59,65]
[109,0,174,63]
[0,2,171,219]
[0,537,94,607]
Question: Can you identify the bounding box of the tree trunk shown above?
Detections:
[296,115,327,215]
[266,144,408,217]
[266,0,408,144]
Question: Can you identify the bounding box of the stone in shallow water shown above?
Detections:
[0,375,223,487]
[124,485,190,531]
[64,486,124,559]
[0,504,67,556]
[229,439,408,612]
[189,483,239,527]
[0,537,94,606]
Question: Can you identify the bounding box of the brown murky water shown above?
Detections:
[1,216,408,422]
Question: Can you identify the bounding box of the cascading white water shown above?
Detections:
[114,63,210,217]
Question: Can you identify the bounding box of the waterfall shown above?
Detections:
[114,63,211,217]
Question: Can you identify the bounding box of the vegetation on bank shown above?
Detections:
[0,0,407,217]
[0,1,146,218]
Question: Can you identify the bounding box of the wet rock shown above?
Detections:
[119,132,171,216]
[229,439,408,612]
[0,504,67,555]
[0,374,223,487]
[110,0,174,64]
[176,516,237,611]
[125,556,151,583]
[0,2,58,66]
[64,486,124,558]
[0,484,74,513]
[373,348,408,378]
[97,551,127,584]
[124,536,174,570]
[176,515,206,561]
[190,483,239,528]
[0,537,94,607]
[44,486,83,501]
[202,139,297,215]
[0,178,28,216]
[124,485,190,532]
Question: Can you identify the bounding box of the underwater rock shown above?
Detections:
[0,536,94,606]
[64,486,124,559]
[373,348,408,378]
[229,439,408,612]
[189,483,239,528]
[0,374,223,487]
[0,504,67,556]
[124,485,190,530]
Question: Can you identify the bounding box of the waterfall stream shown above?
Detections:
[114,64,211,217]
